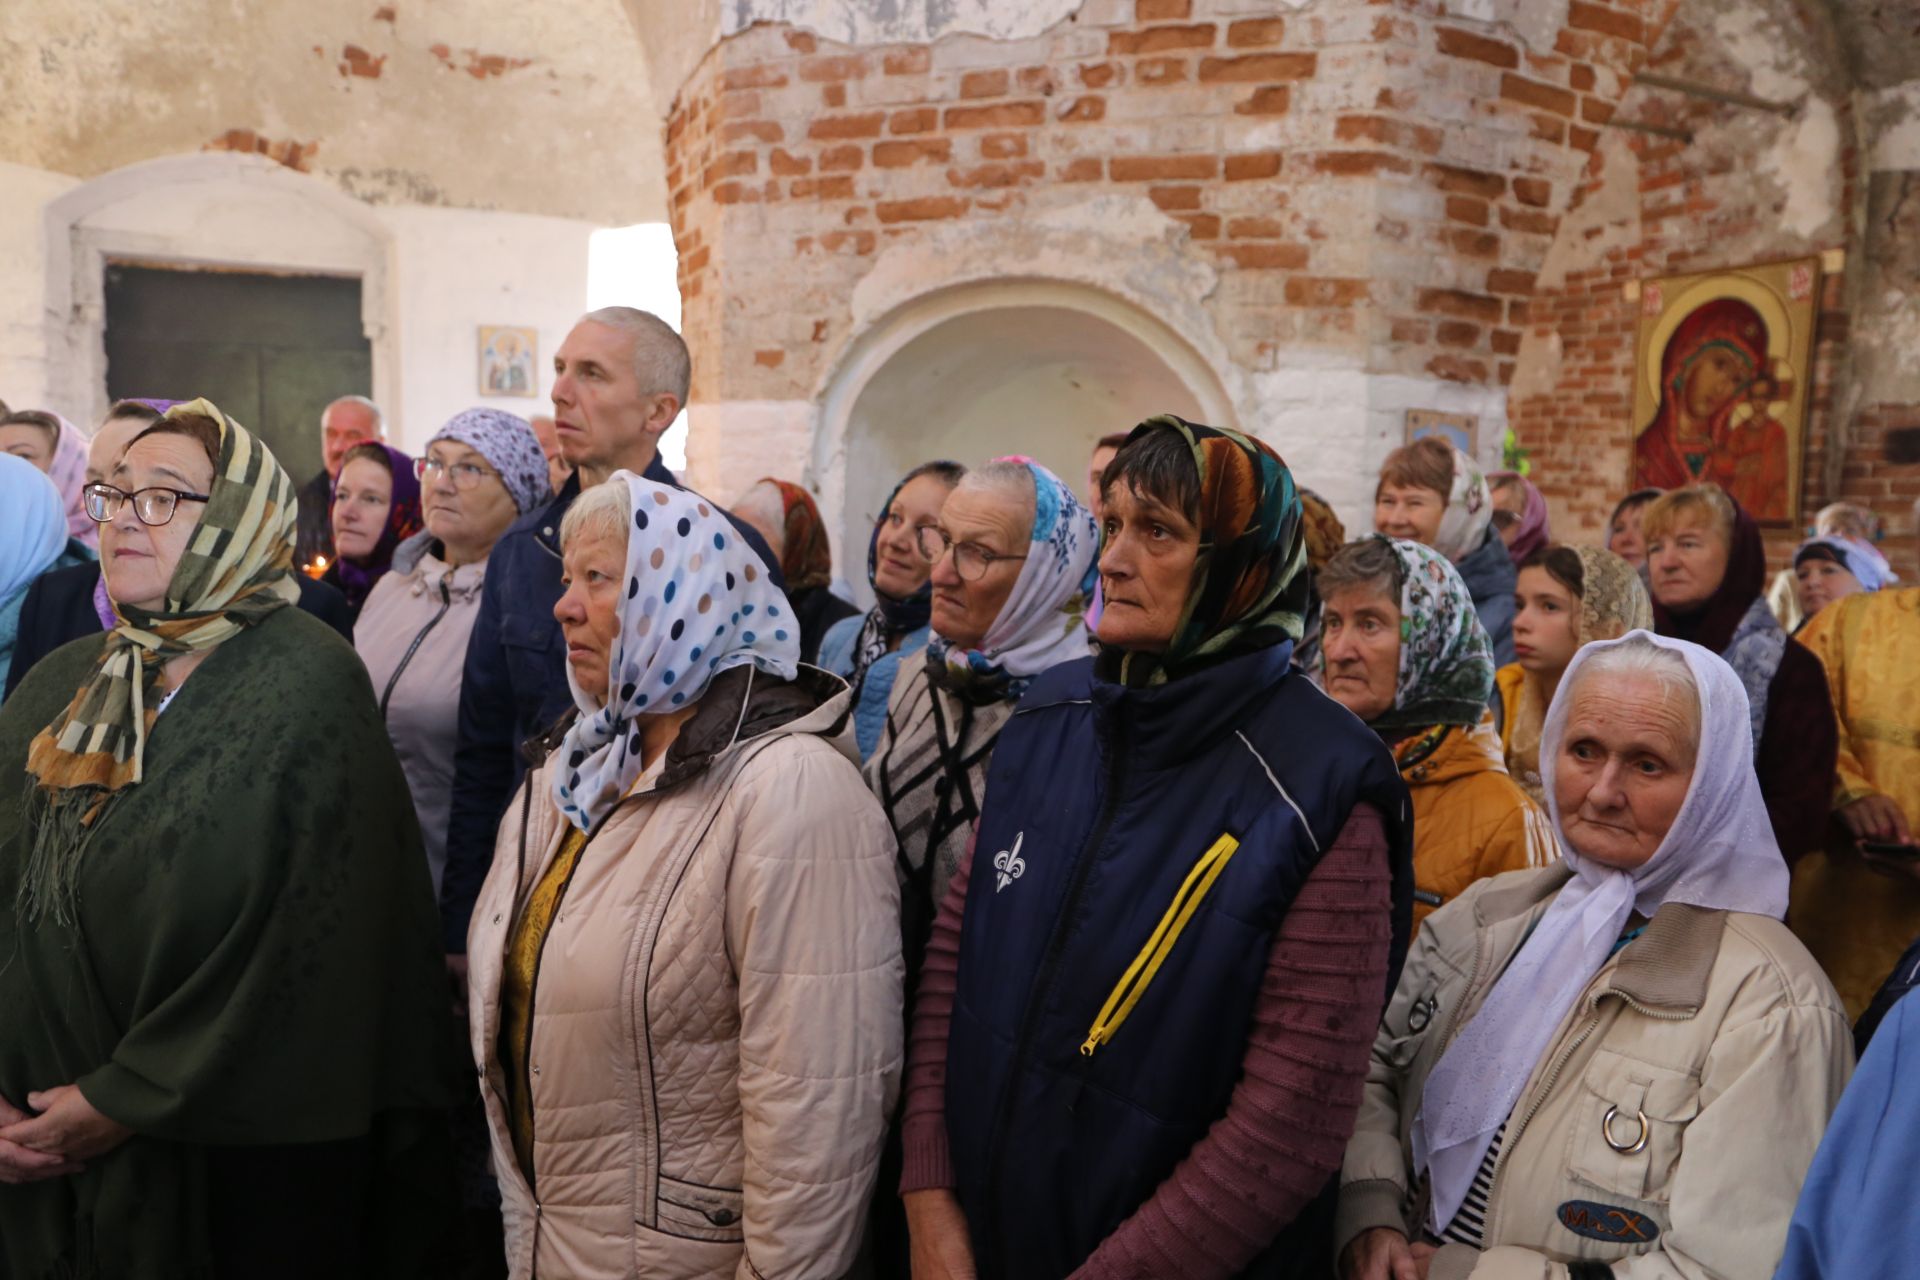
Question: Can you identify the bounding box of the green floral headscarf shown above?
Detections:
[1102,415,1309,687]
[1368,534,1495,734]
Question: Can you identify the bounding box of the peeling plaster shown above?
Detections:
[1535,134,1640,291]
[1868,82,1920,170]
[0,0,662,224]
[1439,0,1570,57]
[847,194,1223,353]
[721,0,1085,45]
[1770,97,1843,238]
[1708,6,1811,103]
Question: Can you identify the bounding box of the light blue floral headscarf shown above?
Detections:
[926,457,1098,705]
[553,472,799,832]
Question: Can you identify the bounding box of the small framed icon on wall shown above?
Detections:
[478,325,539,398]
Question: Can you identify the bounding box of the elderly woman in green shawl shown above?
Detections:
[0,400,458,1279]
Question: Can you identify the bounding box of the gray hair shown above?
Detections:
[1566,632,1702,753]
[1318,536,1404,603]
[559,477,633,551]
[954,459,1036,530]
[582,306,692,404]
[323,394,384,434]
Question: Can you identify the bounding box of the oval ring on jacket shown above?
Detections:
[1602,1104,1650,1155]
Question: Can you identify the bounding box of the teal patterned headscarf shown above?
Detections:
[1368,534,1495,734]
[1104,415,1309,687]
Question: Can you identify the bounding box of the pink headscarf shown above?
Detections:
[1490,469,1548,567]
[32,413,96,550]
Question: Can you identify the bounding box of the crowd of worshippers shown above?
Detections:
[1,304,1918,1280]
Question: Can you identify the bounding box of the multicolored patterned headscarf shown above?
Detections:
[1104,416,1310,688]
[552,472,799,833]
[22,398,300,923]
[1431,444,1494,564]
[927,458,1098,704]
[1368,534,1496,734]
[759,477,834,592]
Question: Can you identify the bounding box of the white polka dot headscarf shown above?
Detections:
[553,471,799,832]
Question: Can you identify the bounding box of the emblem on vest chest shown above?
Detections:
[993,833,1026,892]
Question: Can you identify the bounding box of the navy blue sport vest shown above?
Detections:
[945,642,1412,1278]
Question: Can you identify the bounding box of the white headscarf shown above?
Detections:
[925,457,1098,702]
[1430,444,1494,564]
[1410,630,1788,1234]
[552,472,799,832]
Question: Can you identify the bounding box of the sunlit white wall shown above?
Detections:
[587,223,687,472]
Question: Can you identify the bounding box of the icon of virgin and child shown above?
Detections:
[1633,296,1794,522]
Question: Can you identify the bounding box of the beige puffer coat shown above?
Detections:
[1338,865,1851,1280]
[467,666,905,1280]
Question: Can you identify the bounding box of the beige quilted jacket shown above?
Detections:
[467,667,905,1279]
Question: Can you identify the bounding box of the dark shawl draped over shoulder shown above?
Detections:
[0,399,458,1280]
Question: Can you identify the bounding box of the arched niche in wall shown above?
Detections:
[41,152,397,432]
[812,278,1237,603]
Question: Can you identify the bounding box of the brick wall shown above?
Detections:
[662,0,1683,422]
[1507,0,1920,581]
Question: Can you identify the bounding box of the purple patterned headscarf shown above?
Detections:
[427,407,550,515]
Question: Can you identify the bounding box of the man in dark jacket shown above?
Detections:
[439,307,780,956]
[294,395,386,571]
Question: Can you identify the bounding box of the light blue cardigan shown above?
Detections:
[818,614,932,761]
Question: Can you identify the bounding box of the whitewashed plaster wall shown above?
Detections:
[2,154,592,452]
[382,205,592,450]
[0,161,79,414]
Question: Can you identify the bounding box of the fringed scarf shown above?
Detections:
[21,398,299,923]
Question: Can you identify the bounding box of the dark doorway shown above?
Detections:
[103,264,372,483]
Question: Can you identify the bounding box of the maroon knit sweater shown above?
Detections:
[900,803,1394,1278]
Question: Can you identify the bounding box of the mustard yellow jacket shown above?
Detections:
[1398,715,1555,931]
[1789,587,1920,1018]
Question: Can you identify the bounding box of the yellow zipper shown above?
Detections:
[1080,833,1241,1057]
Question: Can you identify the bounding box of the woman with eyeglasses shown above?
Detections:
[354,409,550,900]
[0,400,459,1279]
[860,456,1097,1273]
[321,439,423,625]
[818,460,968,760]
[3,400,354,704]
[867,458,1099,988]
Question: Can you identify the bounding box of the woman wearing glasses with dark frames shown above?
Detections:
[0,400,458,1280]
